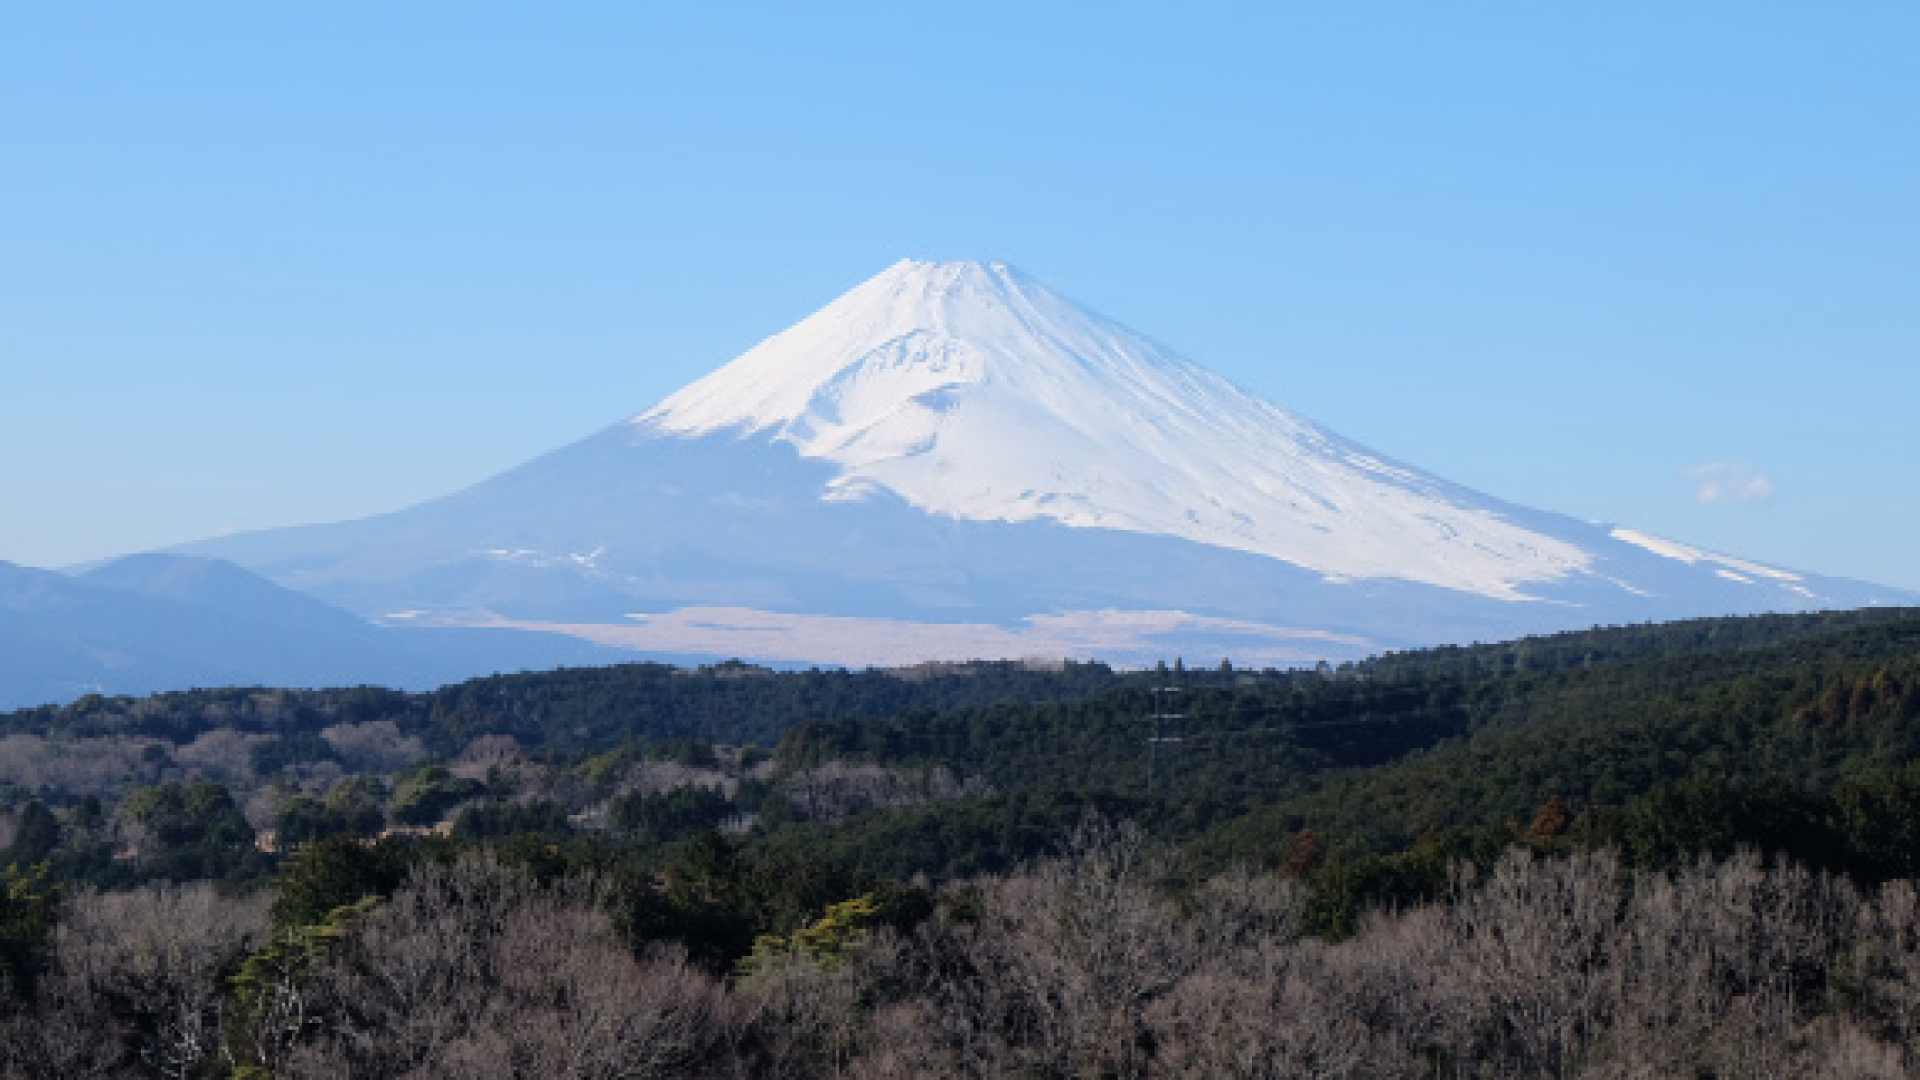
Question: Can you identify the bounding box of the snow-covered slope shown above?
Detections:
[643,260,1587,599]
[169,259,1913,672]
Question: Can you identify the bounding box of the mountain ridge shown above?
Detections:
[640,259,1596,599]
[0,555,641,709]
[161,258,1912,673]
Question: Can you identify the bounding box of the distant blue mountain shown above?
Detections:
[0,556,637,710]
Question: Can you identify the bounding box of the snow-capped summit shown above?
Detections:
[171,258,1912,671]
[643,259,1589,599]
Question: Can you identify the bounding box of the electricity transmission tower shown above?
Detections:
[1141,671,1185,796]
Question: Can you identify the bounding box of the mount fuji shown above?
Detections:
[176,259,1910,668]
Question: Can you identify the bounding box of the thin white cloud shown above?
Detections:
[1685,462,1775,505]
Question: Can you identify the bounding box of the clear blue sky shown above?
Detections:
[3,4,1916,589]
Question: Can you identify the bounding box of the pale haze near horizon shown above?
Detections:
[2,5,1915,590]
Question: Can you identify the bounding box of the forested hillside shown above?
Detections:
[6,608,1920,1075]
[7,608,1920,884]
[758,608,1920,879]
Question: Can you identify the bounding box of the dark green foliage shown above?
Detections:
[0,660,1171,784]
[754,787,1149,881]
[1296,827,1511,940]
[35,798,119,887]
[388,764,486,827]
[608,784,736,844]
[228,896,377,1072]
[451,801,572,839]
[1616,775,1834,871]
[273,794,382,846]
[0,864,57,1001]
[269,835,416,930]
[651,832,759,965]
[731,607,1920,905]
[1828,762,1920,880]
[1182,611,1920,870]
[5,685,416,749]
[420,659,1144,754]
[1300,852,1432,941]
[4,802,59,867]
[123,781,268,885]
[638,831,873,969]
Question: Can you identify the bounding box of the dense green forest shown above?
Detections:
[6,607,1920,1075]
[8,608,1920,891]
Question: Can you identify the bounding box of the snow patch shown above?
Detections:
[638,259,1593,599]
[1611,528,1803,583]
[484,547,607,571]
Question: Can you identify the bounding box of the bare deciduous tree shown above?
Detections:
[1443,847,1624,1076]
[0,882,268,1079]
[782,762,986,822]
[318,721,426,775]
[284,854,737,1078]
[876,814,1194,1077]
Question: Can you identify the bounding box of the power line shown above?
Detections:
[1139,677,1185,795]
